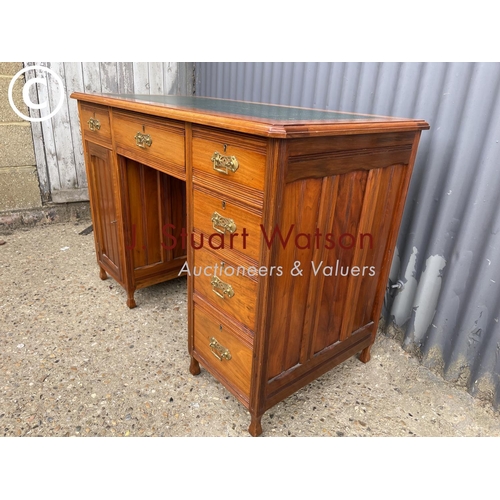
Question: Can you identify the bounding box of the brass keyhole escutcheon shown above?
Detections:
[222,200,226,210]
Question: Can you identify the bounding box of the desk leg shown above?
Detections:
[189,356,201,376]
[359,345,371,363]
[126,289,136,309]
[99,267,108,280]
[249,413,263,437]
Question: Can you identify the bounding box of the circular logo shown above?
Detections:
[8,65,65,123]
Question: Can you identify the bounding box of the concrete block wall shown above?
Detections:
[0,62,42,211]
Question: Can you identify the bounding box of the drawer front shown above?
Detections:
[193,247,258,330]
[193,303,253,399]
[113,111,185,168]
[80,103,111,142]
[192,127,266,192]
[193,188,262,262]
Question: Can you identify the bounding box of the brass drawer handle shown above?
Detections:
[211,151,239,175]
[135,132,153,148]
[209,337,232,361]
[211,276,235,300]
[211,211,236,234]
[88,118,101,131]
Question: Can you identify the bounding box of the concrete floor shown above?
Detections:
[1,220,500,437]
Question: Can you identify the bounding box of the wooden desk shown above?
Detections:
[72,93,429,436]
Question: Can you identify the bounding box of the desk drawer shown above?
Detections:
[193,247,258,331]
[193,187,262,262]
[193,303,253,400]
[80,103,111,142]
[192,126,266,192]
[113,111,185,168]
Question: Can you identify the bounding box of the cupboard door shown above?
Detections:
[86,142,122,281]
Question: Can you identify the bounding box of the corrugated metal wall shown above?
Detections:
[196,62,500,406]
[25,62,194,203]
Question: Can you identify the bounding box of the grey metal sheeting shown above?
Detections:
[196,62,500,406]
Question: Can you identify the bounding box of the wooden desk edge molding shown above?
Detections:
[72,92,429,436]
